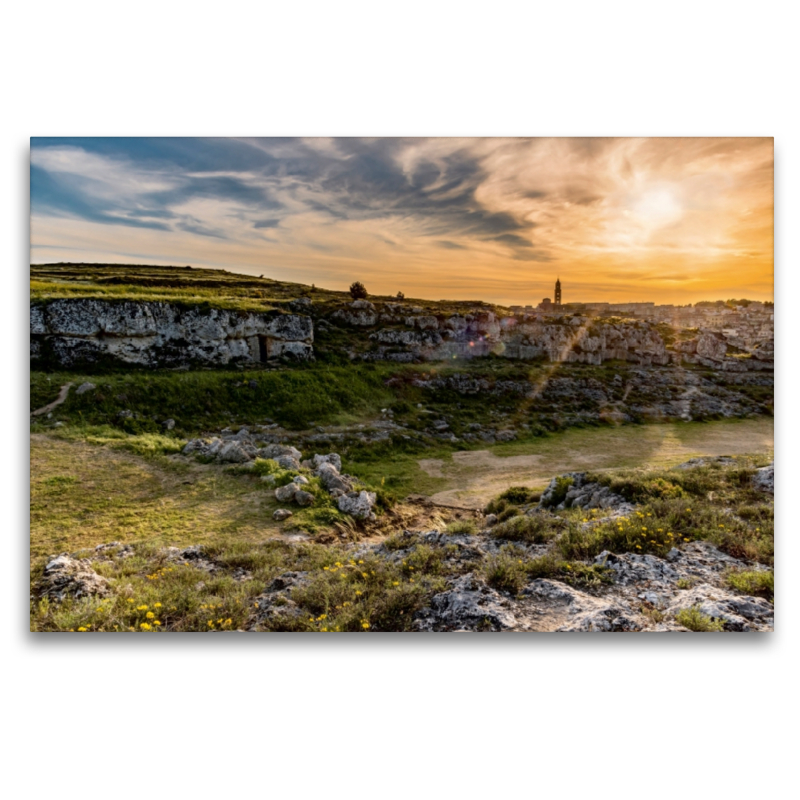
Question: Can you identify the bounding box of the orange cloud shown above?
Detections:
[30,137,773,305]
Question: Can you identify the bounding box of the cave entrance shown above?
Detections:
[258,335,269,363]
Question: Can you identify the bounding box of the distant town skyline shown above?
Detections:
[30,137,774,305]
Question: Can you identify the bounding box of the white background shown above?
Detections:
[3,2,797,798]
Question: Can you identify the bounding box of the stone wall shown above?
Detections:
[30,299,314,367]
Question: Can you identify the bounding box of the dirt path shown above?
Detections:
[421,417,774,508]
[31,382,74,417]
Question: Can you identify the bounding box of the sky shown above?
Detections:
[30,137,774,305]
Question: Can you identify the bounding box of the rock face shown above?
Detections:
[354,308,673,366]
[318,301,773,371]
[539,472,633,513]
[36,554,112,601]
[30,299,314,367]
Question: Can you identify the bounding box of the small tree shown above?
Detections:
[349,281,368,300]
[396,291,405,300]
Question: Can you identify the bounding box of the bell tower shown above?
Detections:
[554,277,562,306]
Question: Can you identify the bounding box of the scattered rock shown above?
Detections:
[540,472,633,513]
[162,418,176,430]
[273,508,294,521]
[251,572,310,629]
[36,555,111,601]
[294,490,315,507]
[316,462,353,493]
[414,574,518,631]
[218,441,251,463]
[275,454,301,471]
[665,584,773,631]
[75,382,96,395]
[275,483,299,502]
[337,490,376,520]
[312,453,342,472]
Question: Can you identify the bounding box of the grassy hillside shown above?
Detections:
[30,262,505,316]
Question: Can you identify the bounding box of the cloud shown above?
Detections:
[29,136,774,305]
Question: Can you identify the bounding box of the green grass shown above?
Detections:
[31,263,507,318]
[31,365,397,432]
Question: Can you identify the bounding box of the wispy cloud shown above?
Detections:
[30,137,773,304]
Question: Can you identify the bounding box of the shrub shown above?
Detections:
[251,458,280,476]
[444,519,477,536]
[497,506,520,522]
[675,606,724,632]
[485,497,509,515]
[485,485,540,515]
[725,569,774,601]
[490,514,556,545]
[349,281,368,300]
[498,486,540,505]
[484,548,529,594]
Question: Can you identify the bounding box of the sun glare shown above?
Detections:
[631,187,683,227]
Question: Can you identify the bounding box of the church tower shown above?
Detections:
[554,277,562,306]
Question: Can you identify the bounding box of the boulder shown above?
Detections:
[275,455,301,471]
[317,462,353,493]
[337,490,376,519]
[294,490,315,507]
[752,463,774,494]
[313,452,342,472]
[75,382,96,395]
[275,483,299,502]
[260,444,303,461]
[273,509,293,521]
[218,441,251,463]
[36,555,112,601]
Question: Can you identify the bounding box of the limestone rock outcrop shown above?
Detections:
[30,299,314,367]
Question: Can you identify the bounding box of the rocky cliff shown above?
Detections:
[30,299,314,367]
[325,300,774,371]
